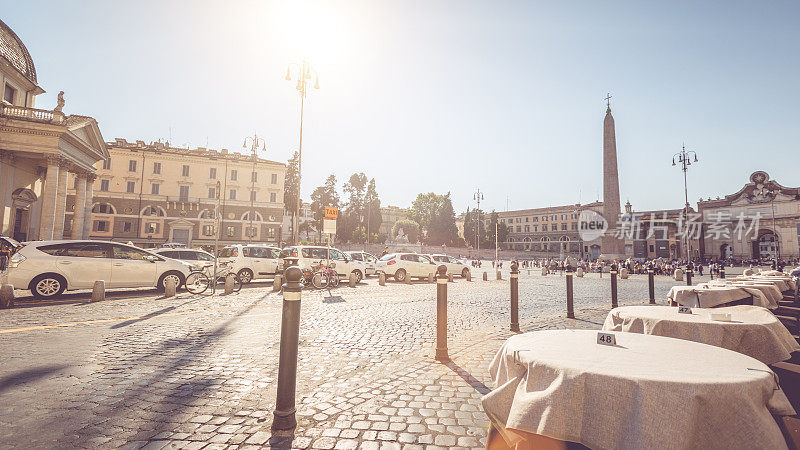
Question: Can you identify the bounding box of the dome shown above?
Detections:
[0,17,37,84]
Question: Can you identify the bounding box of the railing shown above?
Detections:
[0,103,65,124]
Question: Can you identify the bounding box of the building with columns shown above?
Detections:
[83,138,285,249]
[0,18,107,242]
[500,202,604,257]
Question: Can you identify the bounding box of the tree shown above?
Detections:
[484,210,508,249]
[463,208,486,249]
[427,193,460,246]
[392,219,420,244]
[364,178,382,243]
[339,173,368,242]
[409,193,441,240]
[309,174,339,242]
[284,151,300,241]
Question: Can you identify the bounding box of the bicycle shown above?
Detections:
[311,261,339,289]
[185,265,242,294]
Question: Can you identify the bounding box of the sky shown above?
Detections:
[2,0,798,214]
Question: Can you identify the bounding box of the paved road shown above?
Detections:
[0,270,729,449]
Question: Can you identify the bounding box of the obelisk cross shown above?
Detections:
[604,93,612,109]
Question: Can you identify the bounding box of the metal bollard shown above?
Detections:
[224,275,235,295]
[483,272,488,281]
[611,270,618,309]
[648,269,655,304]
[0,284,14,308]
[466,271,472,282]
[404,272,411,284]
[719,268,725,279]
[435,265,449,361]
[272,267,304,430]
[496,270,502,280]
[379,272,386,286]
[566,270,574,319]
[686,268,693,286]
[165,277,177,297]
[273,274,283,292]
[428,273,434,283]
[91,280,105,302]
[510,262,520,332]
[448,273,453,283]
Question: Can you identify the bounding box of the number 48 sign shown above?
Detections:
[597,332,617,346]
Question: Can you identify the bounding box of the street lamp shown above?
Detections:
[243,133,266,243]
[672,144,698,262]
[473,189,484,254]
[285,61,320,245]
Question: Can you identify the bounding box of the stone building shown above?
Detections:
[500,202,604,257]
[80,139,286,248]
[697,171,800,260]
[0,18,107,242]
[379,205,411,237]
[620,201,688,260]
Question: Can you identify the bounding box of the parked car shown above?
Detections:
[216,244,281,284]
[279,246,366,283]
[428,254,471,278]
[376,252,441,282]
[6,240,193,299]
[153,248,215,273]
[345,251,378,276]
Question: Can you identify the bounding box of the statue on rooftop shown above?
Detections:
[54,91,65,112]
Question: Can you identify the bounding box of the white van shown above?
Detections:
[279,246,366,283]
[376,252,441,282]
[345,251,378,277]
[216,244,281,283]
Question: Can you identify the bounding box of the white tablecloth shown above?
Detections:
[602,305,800,364]
[668,284,774,309]
[706,281,784,304]
[735,276,794,292]
[483,330,794,450]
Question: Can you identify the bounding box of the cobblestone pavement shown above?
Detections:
[0,269,731,449]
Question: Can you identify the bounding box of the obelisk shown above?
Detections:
[600,95,624,260]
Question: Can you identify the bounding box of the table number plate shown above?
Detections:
[678,306,693,314]
[597,332,617,346]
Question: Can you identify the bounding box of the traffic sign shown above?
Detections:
[324,207,338,219]
[323,217,337,234]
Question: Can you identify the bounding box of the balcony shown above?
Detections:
[0,103,65,124]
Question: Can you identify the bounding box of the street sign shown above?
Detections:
[323,217,337,235]
[324,207,338,219]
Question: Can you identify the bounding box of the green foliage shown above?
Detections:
[463,207,486,249]
[484,210,507,249]
[310,174,339,240]
[284,151,300,238]
[411,192,461,245]
[392,219,420,243]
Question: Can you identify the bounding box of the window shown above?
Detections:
[562,214,567,220]
[209,168,217,179]
[271,173,278,184]
[38,242,108,258]
[202,225,215,236]
[516,218,520,223]
[3,84,16,103]
[270,192,277,203]
[151,183,160,195]
[145,222,159,234]
[182,165,190,177]
[542,225,547,231]
[561,224,567,231]
[72,177,78,189]
[112,245,152,260]
[516,226,521,232]
[552,215,558,220]
[231,169,238,181]
[218,247,238,258]
[179,185,190,201]
[153,162,161,174]
[533,217,538,222]
[542,216,547,221]
[229,189,237,200]
[267,227,276,237]
[533,225,538,232]
[122,221,133,233]
[102,159,111,170]
[524,225,530,232]
[226,226,235,237]
[208,187,216,199]
[64,218,72,232]
[250,191,257,202]
[251,171,258,182]
[525,217,529,222]
[245,226,257,238]
[143,206,164,216]
[571,223,578,230]
[128,160,137,172]
[126,181,136,193]
[100,179,110,191]
[92,203,114,214]
[93,220,110,232]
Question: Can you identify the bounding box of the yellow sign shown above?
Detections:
[324,207,338,219]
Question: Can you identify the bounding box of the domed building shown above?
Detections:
[0,17,107,242]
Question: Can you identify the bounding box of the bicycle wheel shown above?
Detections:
[330,272,340,287]
[185,272,210,294]
[312,272,327,289]
[232,275,243,292]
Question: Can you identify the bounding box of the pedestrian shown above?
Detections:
[0,243,9,272]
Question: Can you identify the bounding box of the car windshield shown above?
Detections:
[196,252,214,261]
[379,254,395,261]
[218,247,237,258]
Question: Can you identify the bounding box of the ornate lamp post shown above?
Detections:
[243,133,266,243]
[285,61,319,245]
[672,145,698,262]
[473,189,484,254]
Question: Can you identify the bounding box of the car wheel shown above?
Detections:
[462,268,470,278]
[30,274,66,299]
[158,271,185,291]
[237,269,253,284]
[394,269,406,282]
[352,270,363,283]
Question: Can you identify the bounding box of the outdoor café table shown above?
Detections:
[482,329,795,450]
[734,276,794,292]
[708,281,784,305]
[602,305,800,364]
[667,284,774,309]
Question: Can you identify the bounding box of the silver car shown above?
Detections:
[6,240,192,299]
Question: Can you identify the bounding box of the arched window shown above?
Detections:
[142,205,165,217]
[92,203,116,214]
[199,209,220,220]
[241,211,264,222]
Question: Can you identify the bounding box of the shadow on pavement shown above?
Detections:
[0,364,70,393]
[109,298,201,329]
[443,360,490,394]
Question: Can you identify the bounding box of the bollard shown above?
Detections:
[348,272,356,287]
[566,270,574,319]
[674,268,684,281]
[620,268,629,280]
[91,280,105,302]
[379,272,386,286]
[496,270,502,280]
[224,274,235,295]
[428,273,434,283]
[541,267,548,276]
[404,272,411,284]
[448,273,453,283]
[273,274,282,292]
[576,267,584,278]
[611,270,618,309]
[272,267,304,430]
[466,270,472,282]
[483,272,488,281]
[686,268,693,286]
[435,265,449,361]
[510,262,520,332]
[0,284,14,308]
[719,268,725,279]
[165,277,177,298]
[648,269,655,304]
